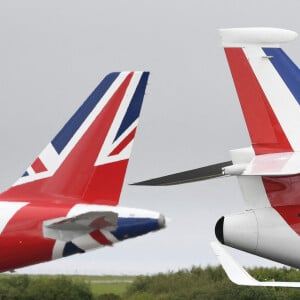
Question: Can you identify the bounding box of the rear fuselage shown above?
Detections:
[0,201,165,272]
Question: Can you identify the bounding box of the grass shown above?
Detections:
[90,281,130,296]
[71,275,135,296]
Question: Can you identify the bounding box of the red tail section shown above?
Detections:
[224,48,293,155]
[220,28,300,155]
[1,72,149,205]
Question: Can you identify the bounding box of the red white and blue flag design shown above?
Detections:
[3,71,149,205]
[0,70,166,272]
[221,28,300,238]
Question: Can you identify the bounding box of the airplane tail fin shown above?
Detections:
[220,28,300,155]
[133,29,300,187]
[2,72,149,205]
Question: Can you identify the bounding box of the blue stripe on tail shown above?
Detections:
[114,72,149,141]
[52,72,120,154]
[263,48,300,104]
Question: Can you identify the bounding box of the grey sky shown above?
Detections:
[0,0,300,274]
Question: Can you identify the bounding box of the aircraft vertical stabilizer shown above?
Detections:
[1,72,149,206]
[220,28,300,155]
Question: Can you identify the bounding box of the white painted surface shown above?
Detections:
[220,27,297,47]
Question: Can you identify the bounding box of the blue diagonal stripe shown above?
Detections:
[52,72,120,154]
[114,72,149,141]
[263,48,300,104]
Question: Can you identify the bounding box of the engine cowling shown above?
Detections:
[215,207,300,269]
[215,211,258,252]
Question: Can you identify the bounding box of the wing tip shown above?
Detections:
[211,241,300,288]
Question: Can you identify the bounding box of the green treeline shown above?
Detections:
[0,275,92,299]
[2,266,300,299]
[123,266,300,300]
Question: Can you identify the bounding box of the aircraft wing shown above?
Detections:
[211,241,300,288]
[132,161,232,186]
[43,211,118,241]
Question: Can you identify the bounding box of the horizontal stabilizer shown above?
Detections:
[132,161,232,186]
[43,211,118,241]
[211,241,300,287]
[242,152,300,176]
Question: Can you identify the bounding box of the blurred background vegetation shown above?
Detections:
[1,266,300,299]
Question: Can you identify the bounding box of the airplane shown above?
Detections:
[133,27,300,287]
[0,71,166,272]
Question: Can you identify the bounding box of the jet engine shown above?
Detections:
[215,207,300,269]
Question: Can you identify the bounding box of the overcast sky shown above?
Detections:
[1,0,300,275]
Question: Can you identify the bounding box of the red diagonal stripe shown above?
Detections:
[224,48,293,155]
[31,158,48,173]
[90,230,113,246]
[109,128,136,156]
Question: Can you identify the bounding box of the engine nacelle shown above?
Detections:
[215,207,300,268]
[215,211,258,252]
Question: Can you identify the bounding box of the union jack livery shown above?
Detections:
[134,28,300,287]
[0,71,165,272]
